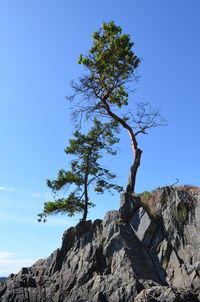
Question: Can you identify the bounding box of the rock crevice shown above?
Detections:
[0,187,199,301]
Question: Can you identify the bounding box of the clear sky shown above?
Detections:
[0,0,200,276]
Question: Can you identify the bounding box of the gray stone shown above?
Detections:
[20,267,29,274]
[0,187,199,302]
[119,192,141,221]
[134,286,199,302]
[129,207,157,247]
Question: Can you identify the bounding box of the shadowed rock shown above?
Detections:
[0,187,199,301]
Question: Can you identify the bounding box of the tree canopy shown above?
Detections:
[69,21,164,193]
[38,119,123,222]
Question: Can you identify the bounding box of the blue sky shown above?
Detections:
[0,0,200,276]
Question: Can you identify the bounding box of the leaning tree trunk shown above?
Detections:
[126,148,142,194]
[101,96,142,195]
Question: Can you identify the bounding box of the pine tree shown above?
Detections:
[69,21,164,193]
[38,120,122,222]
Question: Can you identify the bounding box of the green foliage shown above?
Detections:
[70,21,164,194]
[171,202,188,224]
[176,202,188,223]
[137,190,152,198]
[75,21,140,109]
[38,119,123,222]
[137,187,160,198]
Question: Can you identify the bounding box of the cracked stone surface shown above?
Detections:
[0,187,199,301]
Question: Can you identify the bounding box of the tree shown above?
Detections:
[38,119,123,222]
[69,21,164,194]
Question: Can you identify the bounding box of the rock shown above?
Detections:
[119,193,141,221]
[0,186,199,301]
[134,286,199,302]
[129,207,157,247]
[150,187,200,296]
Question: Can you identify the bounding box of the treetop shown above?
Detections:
[76,21,141,109]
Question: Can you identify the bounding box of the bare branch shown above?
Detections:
[66,22,166,194]
[126,102,166,136]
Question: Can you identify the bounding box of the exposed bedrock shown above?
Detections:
[0,186,199,301]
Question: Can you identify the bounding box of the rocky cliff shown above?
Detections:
[0,186,199,302]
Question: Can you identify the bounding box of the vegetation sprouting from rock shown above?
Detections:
[69,21,165,193]
[38,119,123,222]
[38,21,165,222]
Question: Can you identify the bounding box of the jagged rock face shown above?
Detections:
[0,187,199,302]
[0,279,6,283]
[134,286,198,302]
[147,187,200,291]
